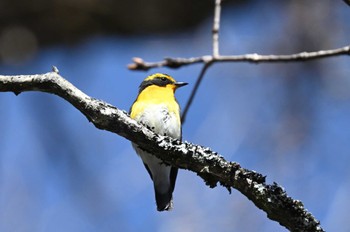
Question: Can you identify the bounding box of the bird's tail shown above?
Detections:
[155,188,173,211]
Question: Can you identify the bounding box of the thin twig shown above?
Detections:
[131,0,223,125]
[128,45,350,71]
[181,62,212,123]
[181,0,221,123]
[127,57,204,71]
[213,0,222,57]
[128,0,350,129]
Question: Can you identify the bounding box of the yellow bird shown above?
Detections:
[130,73,187,211]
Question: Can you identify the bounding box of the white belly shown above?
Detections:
[132,104,181,193]
[133,104,181,139]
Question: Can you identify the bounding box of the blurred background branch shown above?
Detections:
[0,0,214,45]
[344,0,350,6]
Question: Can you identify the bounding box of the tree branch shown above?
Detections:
[0,69,324,232]
[128,45,350,71]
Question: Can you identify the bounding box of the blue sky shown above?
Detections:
[1,1,350,231]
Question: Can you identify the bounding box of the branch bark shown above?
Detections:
[0,69,323,232]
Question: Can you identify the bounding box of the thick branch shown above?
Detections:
[0,71,323,232]
[128,45,350,71]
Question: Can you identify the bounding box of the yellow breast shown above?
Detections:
[130,85,181,128]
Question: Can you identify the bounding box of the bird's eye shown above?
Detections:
[160,77,167,81]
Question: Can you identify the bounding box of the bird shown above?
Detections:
[130,73,187,211]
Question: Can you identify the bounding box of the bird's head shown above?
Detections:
[139,73,188,93]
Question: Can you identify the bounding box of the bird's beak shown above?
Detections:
[174,82,188,88]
